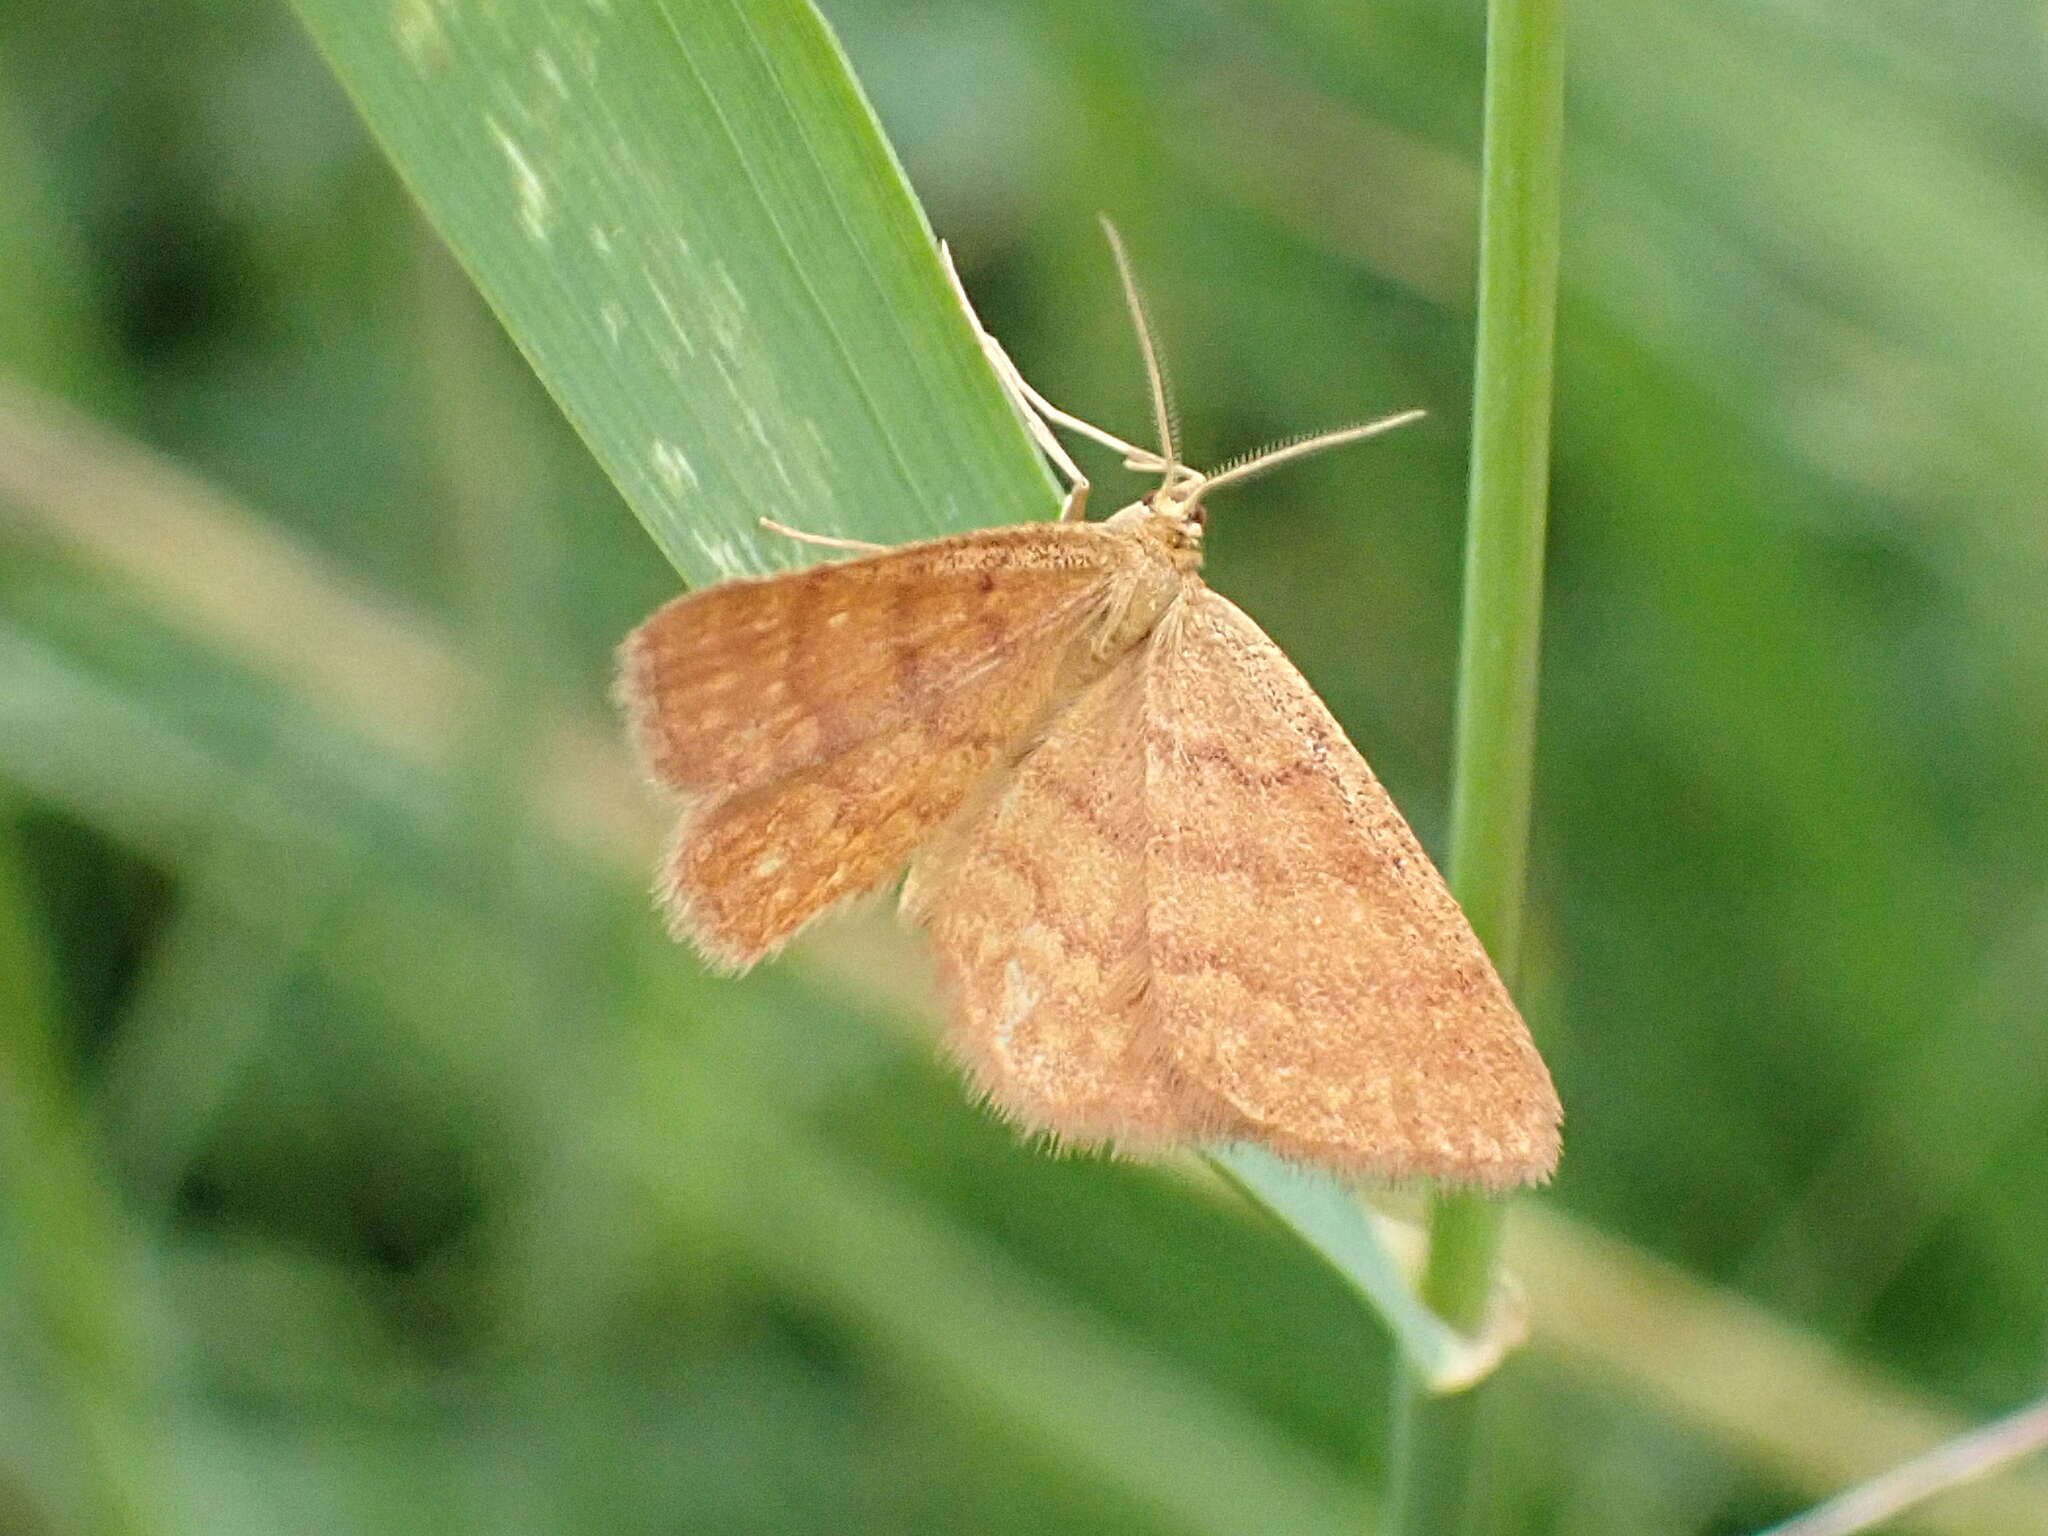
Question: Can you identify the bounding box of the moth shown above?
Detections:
[619,226,1561,1186]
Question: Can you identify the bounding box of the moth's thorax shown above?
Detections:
[1090,496,1204,660]
[1102,492,1205,575]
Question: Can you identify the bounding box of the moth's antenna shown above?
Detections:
[1098,217,1180,489]
[1184,409,1426,509]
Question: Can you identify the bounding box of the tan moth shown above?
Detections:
[619,225,1561,1186]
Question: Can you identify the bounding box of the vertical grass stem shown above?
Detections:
[1386,0,1564,1529]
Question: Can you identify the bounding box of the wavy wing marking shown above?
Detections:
[905,654,1245,1146]
[1142,589,1561,1186]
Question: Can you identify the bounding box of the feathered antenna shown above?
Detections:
[955,218,1417,515]
[1184,410,1426,510]
[1098,218,1181,491]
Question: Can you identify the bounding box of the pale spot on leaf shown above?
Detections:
[533,46,568,98]
[392,0,449,72]
[650,438,698,495]
[487,119,551,243]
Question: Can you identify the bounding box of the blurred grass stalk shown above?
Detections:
[0,813,154,1536]
[1387,0,1565,1530]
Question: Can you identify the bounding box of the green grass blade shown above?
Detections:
[1389,0,1566,1529]
[289,0,1055,582]
[1209,1147,1478,1388]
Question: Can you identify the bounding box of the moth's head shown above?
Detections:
[1145,476,1207,543]
[1102,477,1206,564]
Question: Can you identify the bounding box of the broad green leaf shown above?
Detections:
[290,0,1056,583]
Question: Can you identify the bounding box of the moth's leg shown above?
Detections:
[937,247,1213,508]
[758,517,888,554]
[994,350,1202,495]
[985,341,1098,522]
[988,342,1094,522]
[940,240,1093,523]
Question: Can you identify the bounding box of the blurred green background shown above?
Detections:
[3,1,2046,1533]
